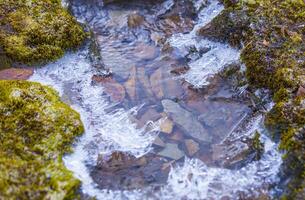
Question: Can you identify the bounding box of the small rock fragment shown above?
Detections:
[158,143,184,160]
[124,66,137,101]
[185,139,200,156]
[150,68,164,99]
[162,99,212,143]
[153,136,165,147]
[127,13,145,28]
[160,118,174,134]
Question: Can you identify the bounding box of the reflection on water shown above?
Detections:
[30,0,282,199]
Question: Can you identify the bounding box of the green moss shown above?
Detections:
[211,0,305,198]
[0,0,86,66]
[0,80,84,200]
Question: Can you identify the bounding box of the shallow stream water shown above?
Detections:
[30,0,282,199]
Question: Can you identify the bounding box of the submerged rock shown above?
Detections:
[185,139,200,157]
[157,143,184,160]
[92,75,126,102]
[162,99,212,143]
[127,13,145,28]
[0,80,84,199]
[93,151,168,190]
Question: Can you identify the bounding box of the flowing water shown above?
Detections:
[30,0,282,199]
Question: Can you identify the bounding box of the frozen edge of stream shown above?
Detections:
[29,0,282,199]
[29,47,282,200]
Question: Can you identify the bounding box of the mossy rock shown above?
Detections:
[204,0,305,198]
[0,80,84,200]
[0,0,86,66]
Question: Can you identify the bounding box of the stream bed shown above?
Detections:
[30,0,282,199]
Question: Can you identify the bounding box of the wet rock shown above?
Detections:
[0,68,33,80]
[127,13,145,28]
[124,66,137,101]
[170,64,190,75]
[160,118,174,134]
[212,140,252,169]
[93,151,168,190]
[162,76,184,99]
[157,143,184,160]
[212,131,264,169]
[134,42,158,60]
[92,75,125,102]
[153,136,165,147]
[185,139,200,156]
[137,67,155,98]
[150,68,164,99]
[96,151,147,172]
[138,107,162,128]
[162,99,212,143]
[169,129,184,141]
[198,107,231,127]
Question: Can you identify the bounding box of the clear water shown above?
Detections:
[30,0,282,199]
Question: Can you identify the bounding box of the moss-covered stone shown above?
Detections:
[0,0,86,66]
[0,80,84,200]
[200,0,305,198]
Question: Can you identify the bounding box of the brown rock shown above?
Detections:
[97,151,147,172]
[150,68,164,99]
[0,68,33,80]
[138,107,162,128]
[134,42,157,60]
[185,139,200,156]
[160,118,174,134]
[124,66,137,101]
[170,65,190,75]
[137,67,155,98]
[127,13,145,28]
[169,129,184,141]
[92,75,125,102]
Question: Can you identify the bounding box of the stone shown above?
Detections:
[96,151,147,172]
[169,130,184,141]
[134,42,158,60]
[124,66,137,101]
[92,75,125,102]
[185,139,200,156]
[170,65,190,75]
[0,68,33,80]
[161,99,212,143]
[138,107,162,128]
[158,143,184,160]
[92,151,168,190]
[160,118,174,134]
[153,136,165,147]
[150,68,164,99]
[212,140,254,169]
[127,13,145,28]
[137,67,155,98]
